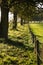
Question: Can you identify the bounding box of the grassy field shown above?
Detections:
[29,23,43,65]
[0,23,37,65]
[29,23,43,43]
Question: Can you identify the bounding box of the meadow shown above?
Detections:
[29,23,43,43]
[29,23,43,65]
[0,22,43,65]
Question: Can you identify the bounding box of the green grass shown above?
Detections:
[0,23,37,65]
[29,23,43,65]
[29,23,43,43]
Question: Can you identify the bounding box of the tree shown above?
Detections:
[21,16,24,25]
[0,0,43,39]
[1,0,9,39]
[13,11,17,29]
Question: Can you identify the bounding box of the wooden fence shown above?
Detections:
[29,25,43,65]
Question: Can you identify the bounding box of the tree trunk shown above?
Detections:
[21,17,23,25]
[23,19,25,24]
[1,0,9,39]
[0,23,2,37]
[13,11,17,29]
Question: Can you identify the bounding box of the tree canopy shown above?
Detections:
[0,0,43,20]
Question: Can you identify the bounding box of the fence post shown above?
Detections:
[29,26,41,65]
[32,33,35,43]
[36,40,40,65]
[29,27,35,43]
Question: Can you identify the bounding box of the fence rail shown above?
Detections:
[28,24,43,65]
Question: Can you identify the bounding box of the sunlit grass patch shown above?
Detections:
[8,23,29,42]
[29,23,43,43]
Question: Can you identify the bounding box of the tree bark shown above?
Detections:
[21,17,23,25]
[1,0,9,39]
[13,11,17,29]
[0,23,2,37]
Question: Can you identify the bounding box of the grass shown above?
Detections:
[0,23,37,65]
[29,23,43,43]
[29,23,43,65]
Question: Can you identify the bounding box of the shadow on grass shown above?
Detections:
[7,39,26,49]
[6,39,34,51]
[36,35,43,38]
[0,38,34,51]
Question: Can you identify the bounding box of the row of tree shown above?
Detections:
[0,0,43,40]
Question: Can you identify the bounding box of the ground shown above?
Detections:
[0,23,43,65]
